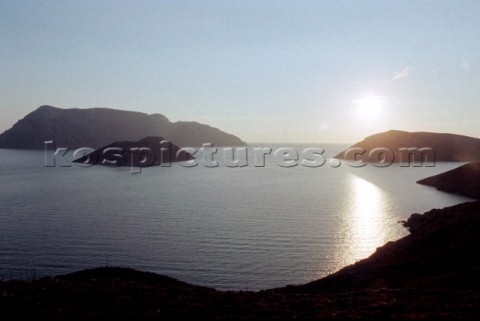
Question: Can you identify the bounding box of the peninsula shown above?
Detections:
[335,130,480,163]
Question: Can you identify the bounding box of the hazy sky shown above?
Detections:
[1,1,479,143]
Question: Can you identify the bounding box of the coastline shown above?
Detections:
[2,201,479,319]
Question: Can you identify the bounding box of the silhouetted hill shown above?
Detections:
[335,130,480,163]
[0,105,246,149]
[73,136,194,167]
[417,163,480,199]
[1,201,479,319]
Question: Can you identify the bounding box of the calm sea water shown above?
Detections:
[0,144,473,290]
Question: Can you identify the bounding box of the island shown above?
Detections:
[72,136,194,167]
[0,105,246,150]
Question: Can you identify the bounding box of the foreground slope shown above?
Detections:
[1,201,479,319]
[0,105,246,149]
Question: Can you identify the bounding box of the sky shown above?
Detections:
[1,1,479,143]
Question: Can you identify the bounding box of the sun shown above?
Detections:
[355,96,386,120]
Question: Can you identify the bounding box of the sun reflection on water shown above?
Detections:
[342,174,389,264]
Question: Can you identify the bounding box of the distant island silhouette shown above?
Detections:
[0,105,246,150]
[73,136,194,167]
[1,201,478,319]
[335,130,480,163]
[417,162,480,199]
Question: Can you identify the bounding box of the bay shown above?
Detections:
[0,145,472,290]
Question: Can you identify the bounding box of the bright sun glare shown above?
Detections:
[355,96,386,120]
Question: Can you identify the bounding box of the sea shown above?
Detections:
[0,144,473,290]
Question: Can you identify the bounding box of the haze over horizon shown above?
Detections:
[1,1,479,143]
